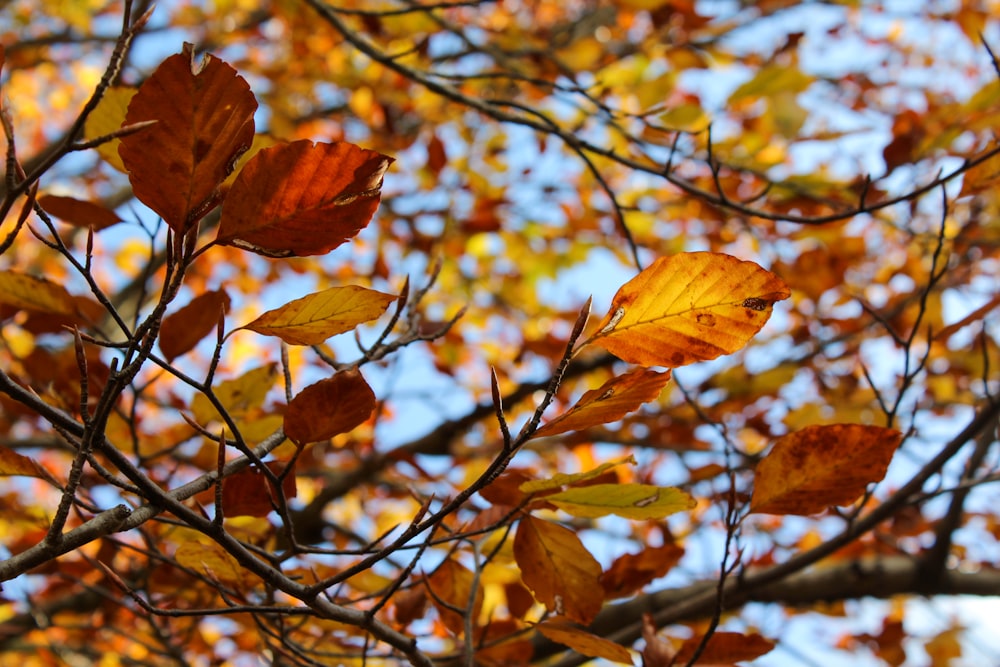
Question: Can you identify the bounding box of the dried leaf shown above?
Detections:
[38,194,122,230]
[216,140,393,257]
[537,619,634,665]
[674,631,776,665]
[751,424,902,515]
[513,515,603,624]
[601,544,684,600]
[0,446,56,482]
[532,369,671,439]
[119,45,257,232]
[221,461,297,518]
[241,285,396,345]
[545,484,695,520]
[284,369,375,445]
[641,614,677,667]
[159,289,231,361]
[588,252,790,368]
[426,558,482,636]
[0,270,77,316]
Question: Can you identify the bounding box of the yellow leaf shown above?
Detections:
[750,424,902,515]
[175,540,249,588]
[537,619,634,665]
[513,516,603,624]
[0,270,78,316]
[83,86,136,172]
[545,483,695,520]
[658,104,710,133]
[729,63,814,103]
[191,363,279,425]
[531,369,670,439]
[520,456,636,493]
[241,285,396,345]
[587,252,790,367]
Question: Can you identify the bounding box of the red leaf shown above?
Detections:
[118,45,257,232]
[159,289,231,361]
[38,194,122,230]
[283,369,376,445]
[216,140,393,257]
[221,461,297,518]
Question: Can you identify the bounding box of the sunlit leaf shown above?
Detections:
[284,369,375,445]
[0,446,56,483]
[241,286,396,345]
[221,461,297,518]
[536,619,634,665]
[83,86,135,171]
[673,631,776,665]
[0,270,77,316]
[519,456,636,494]
[587,252,790,367]
[426,557,482,636]
[513,515,603,624]
[191,364,278,425]
[175,540,249,588]
[751,424,902,515]
[159,289,231,361]
[216,140,393,257]
[531,369,671,439]
[545,483,695,520]
[38,194,122,230]
[118,45,257,232]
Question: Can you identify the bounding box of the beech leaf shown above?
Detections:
[588,252,790,368]
[216,139,393,257]
[750,424,902,515]
[0,270,77,316]
[426,558,483,636]
[531,369,671,439]
[38,194,122,230]
[118,45,257,232]
[191,364,278,425]
[519,456,636,494]
[545,483,695,520]
[0,446,56,483]
[284,369,375,445]
[221,461,296,518]
[674,631,776,665]
[83,86,136,172]
[159,289,231,361]
[600,544,685,600]
[241,285,396,345]
[536,619,634,665]
[513,515,603,624]
[175,540,249,588]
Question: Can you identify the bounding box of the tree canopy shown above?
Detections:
[2,1,1000,665]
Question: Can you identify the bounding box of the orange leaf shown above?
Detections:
[426,557,483,636]
[513,515,603,624]
[600,543,684,600]
[221,461,296,518]
[532,369,670,439]
[283,369,376,445]
[175,540,249,588]
[118,45,256,232]
[241,285,396,345]
[159,289,231,361]
[588,252,790,368]
[641,614,677,667]
[536,619,633,665]
[674,631,775,665]
[38,194,122,230]
[0,270,77,316]
[0,446,56,483]
[216,140,393,257]
[751,424,902,515]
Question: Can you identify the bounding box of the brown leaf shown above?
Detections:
[0,446,57,483]
[588,253,790,368]
[601,544,684,600]
[513,515,603,624]
[283,369,376,445]
[221,461,297,518]
[0,270,77,316]
[641,614,676,667]
[750,424,902,515]
[38,194,122,230]
[537,619,633,665]
[674,631,775,665]
[118,45,257,232]
[159,289,231,361]
[216,140,393,257]
[532,369,670,439]
[426,557,482,636]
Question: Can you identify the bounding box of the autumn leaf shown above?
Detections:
[513,515,603,624]
[83,85,136,171]
[426,557,482,636]
[216,140,393,257]
[531,369,671,439]
[221,461,297,518]
[586,252,790,368]
[673,631,776,665]
[0,270,77,316]
[283,369,376,445]
[241,286,396,345]
[519,456,636,494]
[0,446,57,483]
[545,484,695,520]
[751,424,902,515]
[159,289,231,361]
[190,364,278,425]
[118,45,257,232]
[38,194,122,230]
[600,544,684,600]
[536,619,634,665]
[175,540,249,588]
